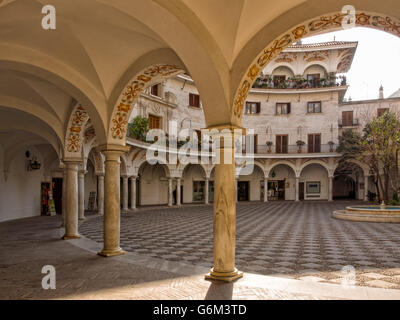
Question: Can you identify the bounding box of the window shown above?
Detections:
[306,182,321,194]
[308,134,321,153]
[276,135,288,154]
[307,101,322,113]
[273,75,286,87]
[307,74,320,87]
[150,84,159,97]
[377,108,388,117]
[193,181,205,202]
[276,103,291,115]
[342,111,354,126]
[245,102,261,114]
[148,114,161,129]
[189,93,200,108]
[244,134,258,153]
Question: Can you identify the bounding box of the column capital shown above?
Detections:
[78,169,88,176]
[97,144,130,158]
[96,172,105,177]
[63,158,82,165]
[129,176,137,180]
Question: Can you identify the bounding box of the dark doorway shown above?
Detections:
[267,180,285,200]
[52,178,63,215]
[237,181,249,201]
[299,182,305,201]
[40,182,50,215]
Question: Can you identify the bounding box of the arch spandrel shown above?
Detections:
[232,11,400,123]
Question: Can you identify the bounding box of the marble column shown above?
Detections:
[364,175,369,201]
[295,177,300,202]
[98,144,129,257]
[122,175,128,211]
[130,176,137,210]
[97,174,104,215]
[205,178,209,204]
[168,178,173,206]
[205,128,243,282]
[78,170,86,220]
[264,178,268,202]
[328,176,333,202]
[61,168,67,227]
[176,178,181,206]
[62,160,80,240]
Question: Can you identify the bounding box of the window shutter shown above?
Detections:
[256,102,261,114]
[287,103,291,114]
[282,135,288,153]
[195,94,200,108]
[315,134,321,152]
[308,134,314,153]
[276,135,281,153]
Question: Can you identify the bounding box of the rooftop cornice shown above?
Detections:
[285,41,358,52]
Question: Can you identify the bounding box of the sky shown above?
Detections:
[302,27,400,101]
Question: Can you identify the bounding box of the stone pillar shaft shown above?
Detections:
[295,177,300,202]
[62,161,80,239]
[205,178,209,204]
[176,178,181,206]
[97,174,104,215]
[206,134,242,282]
[328,176,333,202]
[78,170,85,220]
[168,178,173,206]
[98,145,129,257]
[264,178,268,202]
[61,168,67,227]
[122,176,128,211]
[130,176,137,210]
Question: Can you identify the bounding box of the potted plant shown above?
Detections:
[266,141,273,153]
[128,116,149,141]
[328,141,335,152]
[296,140,305,153]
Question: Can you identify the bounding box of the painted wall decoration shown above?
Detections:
[65,105,89,156]
[233,12,400,121]
[109,64,183,143]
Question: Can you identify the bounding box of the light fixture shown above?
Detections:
[25,150,41,171]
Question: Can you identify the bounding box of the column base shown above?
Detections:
[97,248,126,257]
[62,234,80,240]
[205,268,243,282]
[78,217,86,220]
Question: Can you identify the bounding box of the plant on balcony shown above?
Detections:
[128,116,149,141]
[296,140,305,153]
[328,141,335,152]
[266,141,273,153]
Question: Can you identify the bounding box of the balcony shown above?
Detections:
[252,75,347,90]
[248,144,338,155]
[338,118,359,127]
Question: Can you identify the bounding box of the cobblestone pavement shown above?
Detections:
[80,201,400,290]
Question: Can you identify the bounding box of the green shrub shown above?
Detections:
[128,116,149,141]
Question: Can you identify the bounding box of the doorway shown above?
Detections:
[299,182,305,201]
[237,181,249,201]
[52,178,63,214]
[267,180,285,200]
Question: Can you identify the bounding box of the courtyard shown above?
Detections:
[79,201,400,290]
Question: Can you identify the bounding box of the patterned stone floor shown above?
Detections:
[80,201,400,290]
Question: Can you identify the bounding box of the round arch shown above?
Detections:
[268,161,298,177]
[299,160,330,176]
[231,9,400,122]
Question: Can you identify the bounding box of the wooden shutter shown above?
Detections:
[342,111,353,126]
[287,103,291,114]
[282,135,288,153]
[276,135,281,153]
[308,134,314,153]
[315,134,321,152]
[256,102,261,114]
[151,85,158,96]
[254,135,258,153]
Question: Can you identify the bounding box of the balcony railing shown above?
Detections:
[247,144,338,154]
[338,118,359,127]
[252,75,347,90]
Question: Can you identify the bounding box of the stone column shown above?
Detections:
[78,170,86,220]
[62,160,80,240]
[205,178,209,204]
[98,144,130,257]
[205,127,243,282]
[264,178,268,202]
[130,176,137,210]
[176,178,181,206]
[364,175,369,202]
[122,175,128,211]
[97,174,104,215]
[328,176,333,202]
[295,177,300,202]
[168,178,173,206]
[61,168,67,227]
